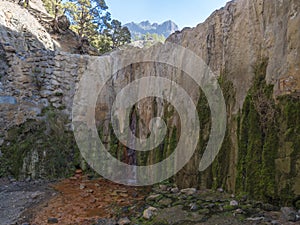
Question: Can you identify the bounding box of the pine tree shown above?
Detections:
[91,34,113,54]
[104,19,131,49]
[42,0,64,18]
[64,0,111,40]
[43,0,131,54]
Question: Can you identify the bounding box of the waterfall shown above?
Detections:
[125,109,137,185]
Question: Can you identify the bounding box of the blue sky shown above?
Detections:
[106,0,229,29]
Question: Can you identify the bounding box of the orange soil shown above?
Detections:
[31,174,148,225]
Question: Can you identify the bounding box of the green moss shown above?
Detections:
[276,96,300,205]
[0,153,9,177]
[236,58,300,204]
[55,92,63,97]
[196,89,211,156]
[211,74,235,189]
[236,59,277,201]
[1,110,82,179]
[223,205,236,211]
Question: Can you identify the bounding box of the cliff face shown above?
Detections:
[168,0,300,108]
[165,0,300,202]
[0,0,299,204]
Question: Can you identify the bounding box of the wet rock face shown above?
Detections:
[0,0,299,204]
[166,0,300,197]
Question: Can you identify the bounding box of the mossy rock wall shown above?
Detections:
[0,110,82,179]
[176,59,300,205]
[235,60,300,204]
[1,59,299,206]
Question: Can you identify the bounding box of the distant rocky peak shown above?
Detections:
[124,20,179,39]
[139,20,151,27]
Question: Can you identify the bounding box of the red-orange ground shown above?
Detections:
[31,173,148,225]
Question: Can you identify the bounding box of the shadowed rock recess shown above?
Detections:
[0,0,299,208]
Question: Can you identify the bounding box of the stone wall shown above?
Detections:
[0,48,88,134]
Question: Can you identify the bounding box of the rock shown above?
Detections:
[10,178,17,183]
[131,191,138,198]
[190,203,198,211]
[159,184,168,191]
[47,218,58,223]
[246,217,264,222]
[86,189,94,193]
[146,194,162,201]
[158,198,172,207]
[198,208,210,214]
[170,187,179,193]
[117,217,131,225]
[0,96,17,105]
[218,204,224,211]
[281,207,298,222]
[50,96,60,103]
[143,207,158,219]
[180,188,196,196]
[40,90,53,98]
[3,45,15,52]
[235,208,244,214]
[119,193,128,198]
[110,191,118,197]
[262,203,280,211]
[207,203,216,209]
[39,98,49,107]
[56,15,70,31]
[79,184,85,190]
[230,200,239,206]
[154,205,204,224]
[31,191,42,199]
[217,188,224,193]
[90,198,96,203]
[96,219,117,225]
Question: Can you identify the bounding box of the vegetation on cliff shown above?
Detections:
[0,110,81,179]
[236,59,300,205]
[41,0,131,54]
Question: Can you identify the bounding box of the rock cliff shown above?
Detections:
[0,0,299,205]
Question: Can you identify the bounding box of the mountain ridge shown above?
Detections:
[124,20,179,39]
